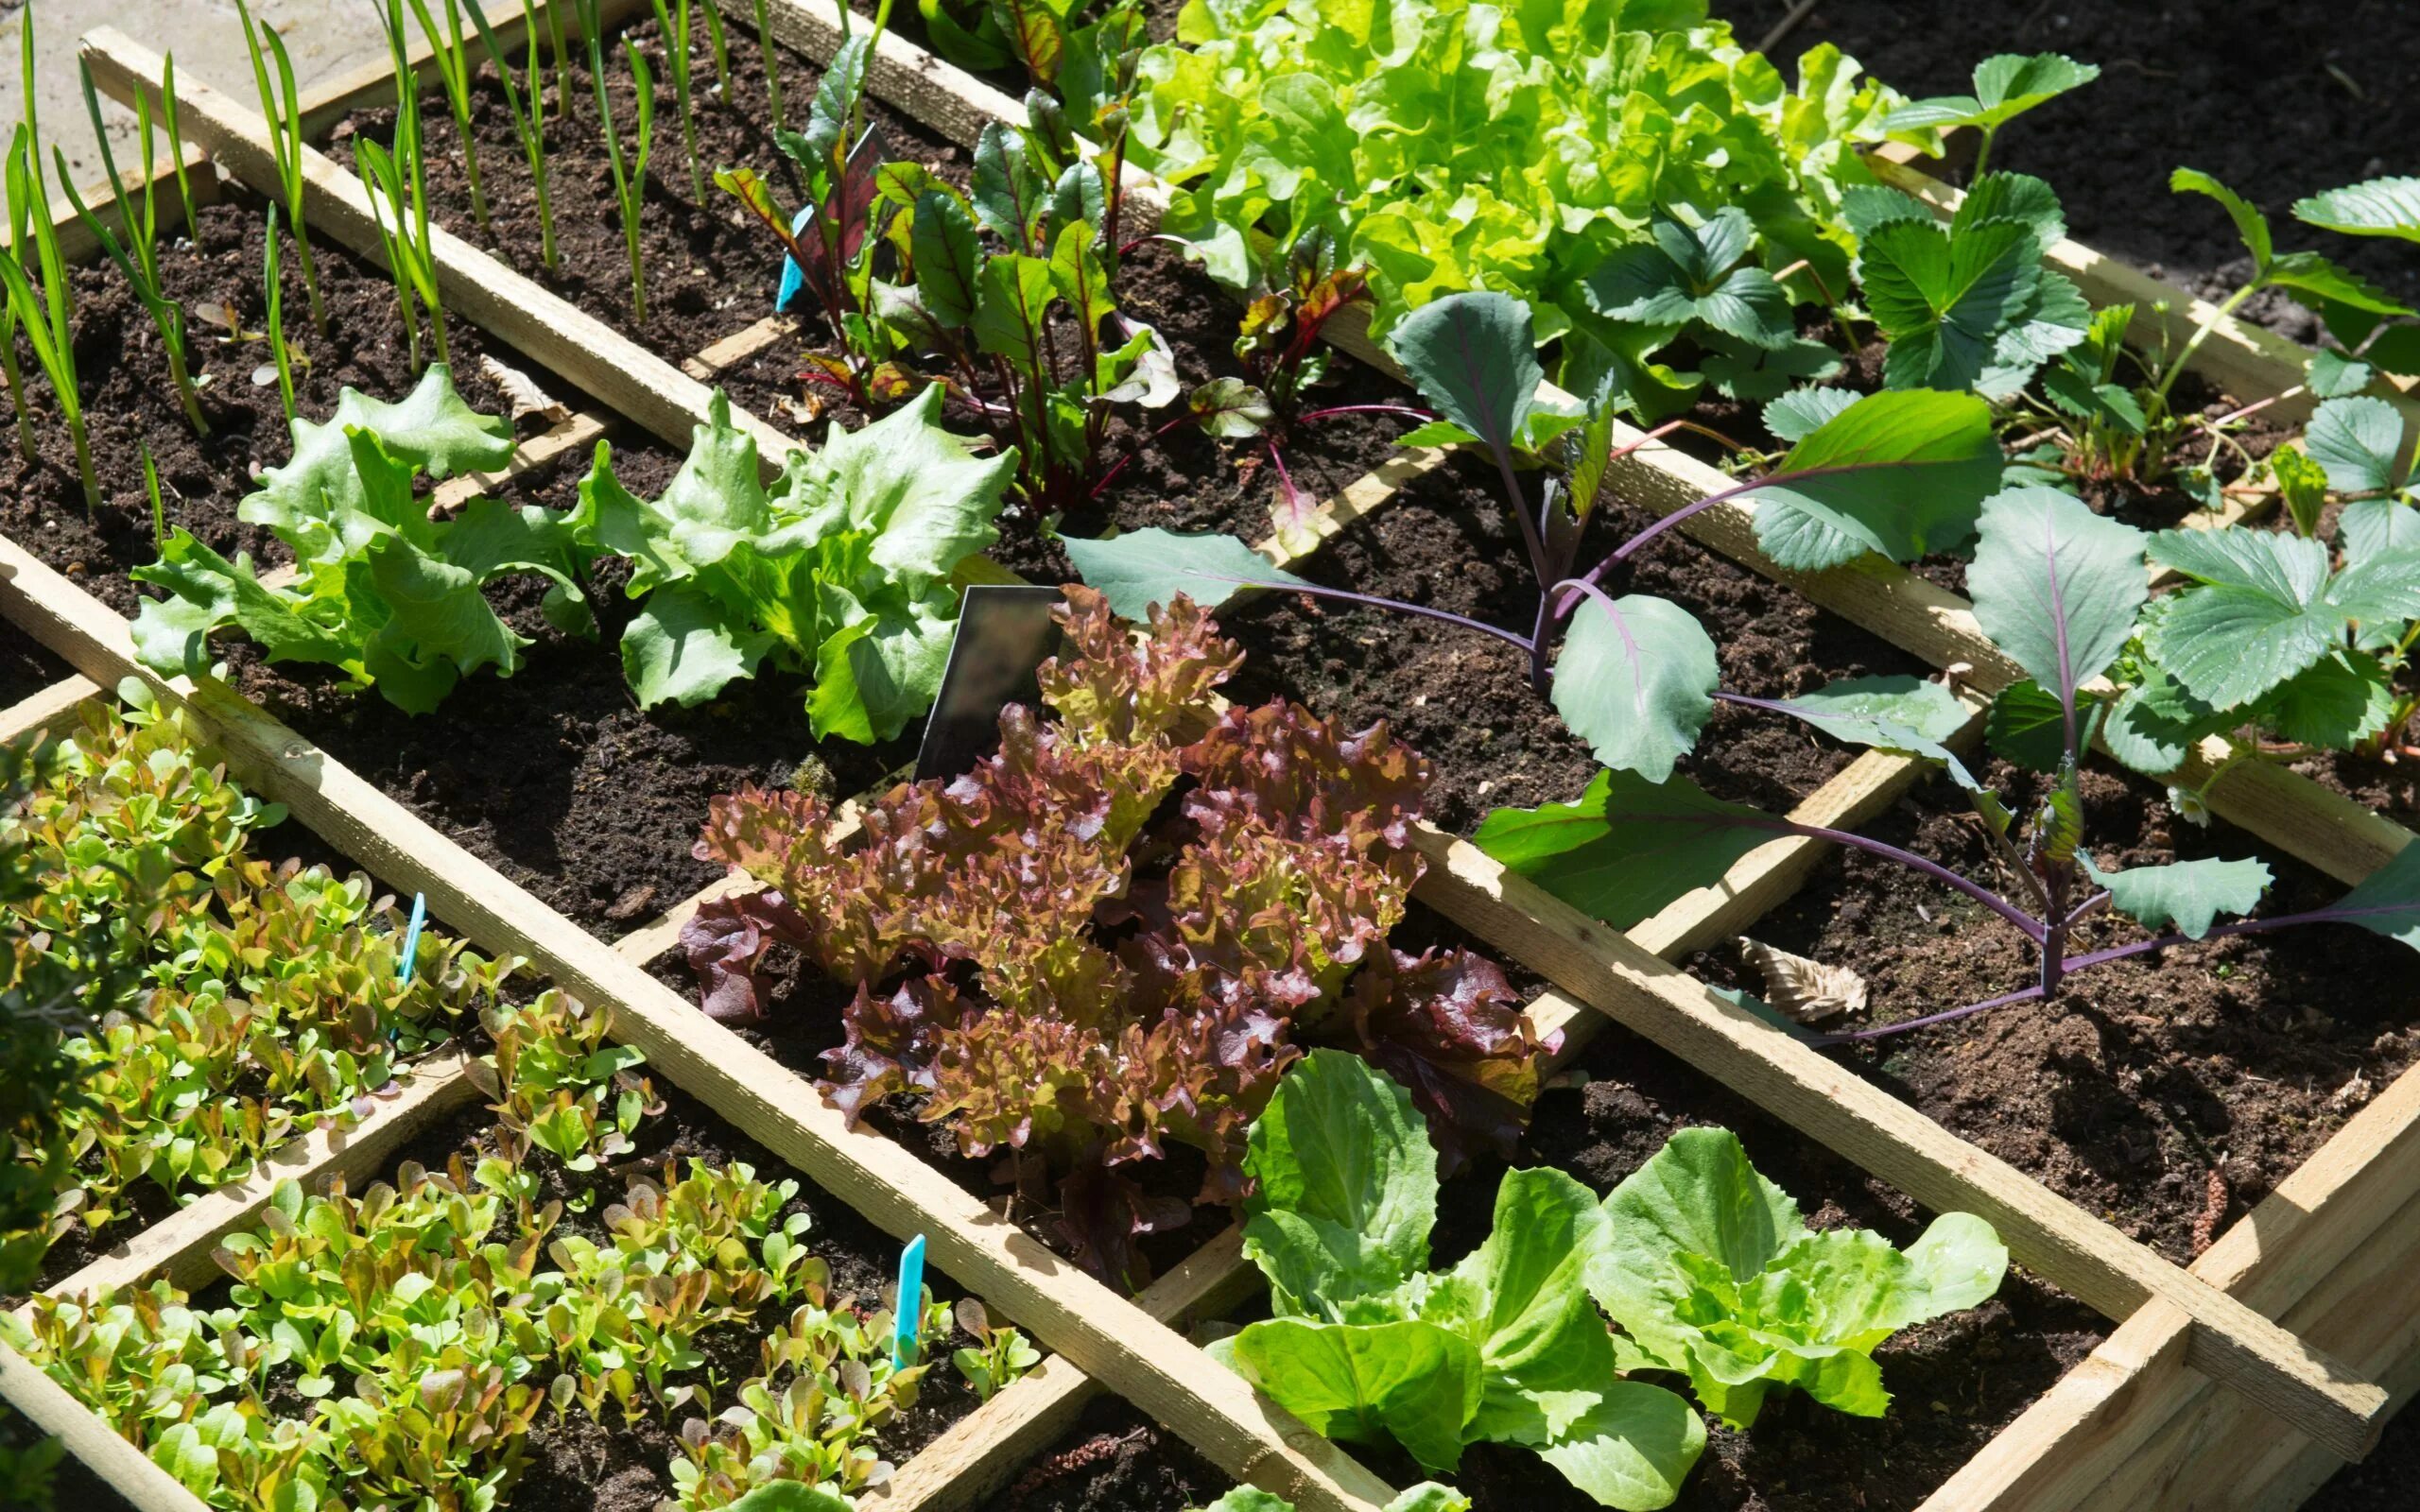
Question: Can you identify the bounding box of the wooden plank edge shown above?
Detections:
[1914,1040,2420,1509]
[292,0,648,142]
[1402,816,2387,1459]
[0,1338,197,1512]
[0,675,102,747]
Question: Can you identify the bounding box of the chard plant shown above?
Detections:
[717,24,890,406]
[586,5,658,321]
[359,0,455,372]
[406,0,491,225]
[1479,484,2420,1041]
[682,588,1550,1286]
[650,0,710,202]
[1139,227,1411,551]
[235,0,329,335]
[131,366,585,713]
[1221,1053,2007,1508]
[60,60,208,436]
[467,0,562,271]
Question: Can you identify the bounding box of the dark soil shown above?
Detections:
[1218,449,1944,834]
[182,1078,988,1512]
[0,196,537,616]
[0,618,67,711]
[1686,756,2418,1264]
[2311,1398,2420,1508]
[226,434,917,935]
[976,1395,1232,1512]
[1707,0,2420,337]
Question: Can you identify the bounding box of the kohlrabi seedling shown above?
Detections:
[1480,485,2420,1041]
[1065,289,2004,785]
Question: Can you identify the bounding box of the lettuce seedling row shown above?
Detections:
[0,2,2410,1510]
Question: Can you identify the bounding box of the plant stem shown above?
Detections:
[2150,282,2256,410]
[1775,815,2048,942]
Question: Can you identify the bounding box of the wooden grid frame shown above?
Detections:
[0,5,2401,1509]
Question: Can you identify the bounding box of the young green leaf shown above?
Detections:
[1224,1318,1480,1473]
[1550,593,1719,782]
[1386,292,1545,477]
[1473,769,1785,929]
[2080,853,2271,940]
[2304,395,2413,494]
[1063,528,1314,618]
[1968,487,2146,718]
[1589,1127,2007,1430]
[1584,209,1792,351]
[1882,52,2100,141]
[2293,177,2420,244]
[2143,529,2420,708]
[1242,1048,1439,1317]
[1744,390,2003,570]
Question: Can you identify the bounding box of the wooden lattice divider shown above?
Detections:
[721,0,2420,1483]
[86,0,2390,1464]
[3,7,2404,1511]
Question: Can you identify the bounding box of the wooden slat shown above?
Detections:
[1920,1051,2420,1509]
[293,0,646,141]
[51,145,218,267]
[0,1339,194,1512]
[1402,816,2386,1459]
[0,534,1395,1512]
[0,675,100,747]
[89,30,811,478]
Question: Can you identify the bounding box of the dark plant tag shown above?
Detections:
[915,584,1065,780]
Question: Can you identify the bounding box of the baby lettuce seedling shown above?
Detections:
[1483,486,2420,1041]
[683,589,1548,1284]
[1067,289,2002,783]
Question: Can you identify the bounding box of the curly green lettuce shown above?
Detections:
[571,385,1013,742]
[1127,0,1920,364]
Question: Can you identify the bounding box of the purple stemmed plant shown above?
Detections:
[1062,289,2420,1041]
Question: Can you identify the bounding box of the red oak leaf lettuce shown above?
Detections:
[680,586,1549,1285]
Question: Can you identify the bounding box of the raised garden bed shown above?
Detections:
[0,2,2413,1511]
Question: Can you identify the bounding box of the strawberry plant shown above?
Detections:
[682,586,1548,1283]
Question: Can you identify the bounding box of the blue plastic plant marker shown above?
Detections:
[893,1233,927,1368]
[399,892,426,983]
[775,205,815,312]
